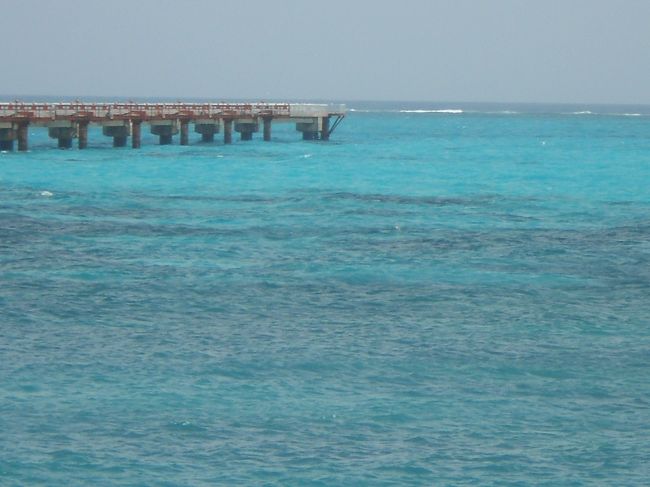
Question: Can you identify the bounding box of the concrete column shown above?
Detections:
[48,124,77,149]
[224,118,233,144]
[58,136,73,149]
[194,120,220,143]
[103,123,131,148]
[180,120,189,145]
[0,139,13,151]
[0,120,29,151]
[235,120,259,141]
[78,121,89,149]
[263,116,272,142]
[321,116,330,141]
[17,122,29,151]
[132,120,142,149]
[150,121,179,145]
[0,125,15,151]
[296,118,320,141]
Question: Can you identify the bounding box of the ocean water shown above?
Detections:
[1,104,650,485]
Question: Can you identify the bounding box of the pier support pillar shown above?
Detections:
[180,120,189,145]
[150,120,179,145]
[48,124,77,149]
[296,118,320,141]
[78,121,89,149]
[103,122,131,148]
[17,122,29,151]
[58,137,73,149]
[263,116,272,142]
[235,120,259,141]
[223,118,233,144]
[321,116,330,141]
[0,125,15,151]
[0,139,13,151]
[194,120,220,143]
[132,120,142,148]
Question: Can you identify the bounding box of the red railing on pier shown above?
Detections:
[0,102,293,122]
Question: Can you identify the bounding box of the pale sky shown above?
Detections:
[2,0,650,104]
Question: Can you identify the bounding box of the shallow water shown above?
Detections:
[1,108,650,485]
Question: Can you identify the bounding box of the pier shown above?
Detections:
[0,102,346,151]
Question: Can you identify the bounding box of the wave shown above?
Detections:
[348,108,385,113]
[348,108,465,114]
[347,107,647,117]
[565,110,645,117]
[399,109,463,114]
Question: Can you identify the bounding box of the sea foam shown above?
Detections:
[399,109,463,114]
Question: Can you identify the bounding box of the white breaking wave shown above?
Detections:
[567,111,645,117]
[347,108,383,113]
[40,191,53,197]
[399,109,464,114]
[348,107,647,117]
[480,110,520,115]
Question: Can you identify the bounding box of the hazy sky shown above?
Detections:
[3,0,650,104]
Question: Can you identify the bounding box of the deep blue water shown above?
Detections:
[1,105,650,485]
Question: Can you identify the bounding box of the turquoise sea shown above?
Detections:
[1,101,650,485]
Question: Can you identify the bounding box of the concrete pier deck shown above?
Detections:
[0,102,346,150]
